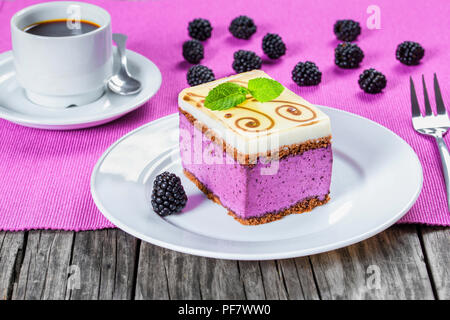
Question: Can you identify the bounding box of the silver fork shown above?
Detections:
[411,74,450,211]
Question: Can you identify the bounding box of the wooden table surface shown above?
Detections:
[0,225,448,300]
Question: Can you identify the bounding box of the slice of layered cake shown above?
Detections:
[178,70,332,225]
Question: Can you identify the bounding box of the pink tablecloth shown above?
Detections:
[0,0,449,230]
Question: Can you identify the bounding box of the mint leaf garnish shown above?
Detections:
[203,77,284,110]
[248,78,284,102]
[204,82,249,110]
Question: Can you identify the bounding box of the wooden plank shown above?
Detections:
[259,260,288,299]
[68,229,138,300]
[135,243,170,300]
[102,229,138,300]
[165,249,202,299]
[67,230,102,299]
[279,258,320,300]
[198,258,245,299]
[259,259,321,300]
[0,231,26,300]
[136,244,249,300]
[310,225,434,300]
[136,247,318,300]
[420,226,450,300]
[12,230,74,300]
[238,261,265,300]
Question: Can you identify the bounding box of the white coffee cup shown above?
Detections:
[11,1,113,108]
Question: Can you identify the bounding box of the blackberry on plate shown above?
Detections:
[187,65,215,86]
[292,61,322,86]
[335,42,364,68]
[188,18,212,41]
[229,15,257,39]
[182,39,204,64]
[151,172,187,217]
[262,33,286,59]
[232,50,262,73]
[358,68,387,94]
[333,19,361,41]
[396,41,425,65]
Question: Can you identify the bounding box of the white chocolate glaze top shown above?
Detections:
[178,70,331,155]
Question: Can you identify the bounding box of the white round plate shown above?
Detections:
[0,49,161,130]
[91,107,423,260]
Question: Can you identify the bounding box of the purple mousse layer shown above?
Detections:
[179,112,332,219]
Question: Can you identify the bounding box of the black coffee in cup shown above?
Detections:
[24,19,100,37]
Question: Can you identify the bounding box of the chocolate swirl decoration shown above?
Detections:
[182,86,318,132]
[273,100,317,123]
[233,106,275,132]
[183,90,274,133]
[183,92,206,108]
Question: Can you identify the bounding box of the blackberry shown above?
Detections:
[358,68,387,94]
[182,40,204,64]
[292,61,322,86]
[262,33,286,59]
[188,18,212,41]
[151,172,187,217]
[232,50,262,73]
[396,41,424,65]
[187,65,215,86]
[333,20,361,41]
[335,42,364,68]
[229,15,257,39]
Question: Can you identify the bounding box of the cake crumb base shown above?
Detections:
[183,169,330,226]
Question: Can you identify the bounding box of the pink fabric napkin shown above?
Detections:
[0,0,449,231]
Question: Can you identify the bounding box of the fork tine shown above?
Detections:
[422,75,433,116]
[410,77,421,117]
[434,73,447,115]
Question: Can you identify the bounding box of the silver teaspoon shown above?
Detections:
[108,33,142,95]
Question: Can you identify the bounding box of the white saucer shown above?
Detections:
[91,107,423,260]
[0,49,162,130]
